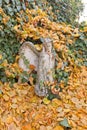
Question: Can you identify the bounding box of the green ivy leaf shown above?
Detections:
[84,61,87,66]
[0,0,2,7]
[47,89,61,100]
[22,3,26,10]
[17,5,21,11]
[59,118,71,128]
[4,0,9,4]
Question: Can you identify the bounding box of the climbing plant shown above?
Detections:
[0,1,86,90]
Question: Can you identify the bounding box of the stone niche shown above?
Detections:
[19,38,55,96]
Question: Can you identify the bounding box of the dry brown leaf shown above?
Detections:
[29,64,36,70]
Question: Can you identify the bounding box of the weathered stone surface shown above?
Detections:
[19,39,55,96]
[19,41,39,71]
[35,38,55,96]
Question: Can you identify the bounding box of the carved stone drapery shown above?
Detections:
[19,38,55,96]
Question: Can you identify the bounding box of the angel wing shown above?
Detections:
[19,41,39,71]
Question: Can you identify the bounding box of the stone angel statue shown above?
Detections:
[19,38,55,96]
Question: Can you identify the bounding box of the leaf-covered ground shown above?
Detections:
[0,8,87,130]
[0,65,87,130]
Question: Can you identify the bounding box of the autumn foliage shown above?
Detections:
[0,7,87,130]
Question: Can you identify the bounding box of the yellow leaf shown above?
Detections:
[21,33,28,39]
[2,17,10,24]
[6,116,13,124]
[0,90,3,97]
[0,7,4,13]
[67,40,73,44]
[35,44,43,51]
[30,96,38,103]
[2,59,8,67]
[83,26,87,32]
[15,55,20,62]
[8,122,17,130]
[37,9,47,16]
[74,28,79,33]
[13,25,20,32]
[40,125,47,130]
[11,104,18,109]
[53,43,60,50]
[29,76,34,86]
[47,126,52,130]
[29,33,34,38]
[0,54,2,59]
[34,113,42,120]
[53,125,64,130]
[22,123,32,130]
[33,36,40,40]
[43,97,50,105]
[3,94,9,101]
[52,99,62,107]
[73,33,80,38]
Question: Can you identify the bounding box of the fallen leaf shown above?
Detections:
[0,90,3,97]
[40,125,47,130]
[3,94,9,101]
[8,91,16,98]
[73,33,80,38]
[57,107,63,112]
[11,104,18,109]
[29,64,36,70]
[8,123,17,130]
[43,97,50,105]
[83,26,87,32]
[71,97,79,104]
[22,123,32,130]
[35,44,42,51]
[6,116,13,124]
[53,125,64,130]
[47,126,52,130]
[52,99,62,107]
[0,54,2,59]
[29,76,34,85]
